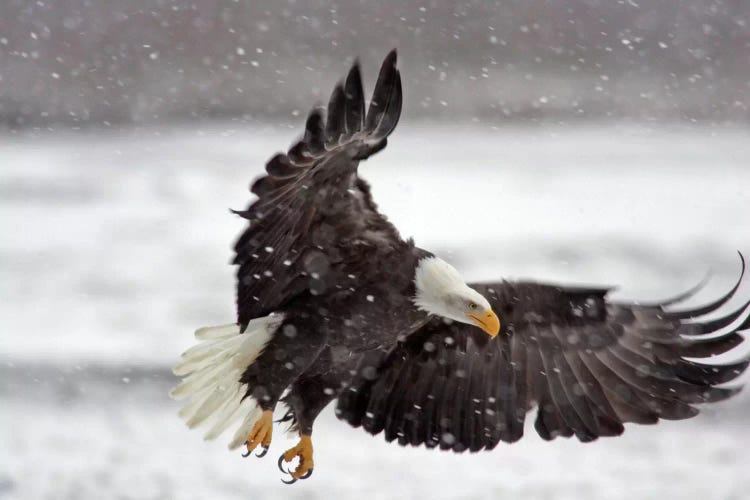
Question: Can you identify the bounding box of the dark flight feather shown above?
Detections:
[326,84,346,143]
[344,62,365,134]
[664,252,745,320]
[365,49,400,136]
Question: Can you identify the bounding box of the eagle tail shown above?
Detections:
[170,314,285,449]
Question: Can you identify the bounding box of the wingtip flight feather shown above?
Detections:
[666,252,747,320]
[344,61,365,133]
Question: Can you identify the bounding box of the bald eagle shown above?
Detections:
[171,50,749,483]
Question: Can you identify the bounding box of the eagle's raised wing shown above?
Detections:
[232,51,403,328]
[337,256,749,452]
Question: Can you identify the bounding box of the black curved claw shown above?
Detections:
[278,454,289,474]
[256,445,269,458]
[278,453,302,484]
[241,441,252,458]
[299,468,313,480]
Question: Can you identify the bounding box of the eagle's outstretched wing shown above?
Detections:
[337,256,749,452]
[232,51,403,328]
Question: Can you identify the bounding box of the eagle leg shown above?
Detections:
[278,434,314,483]
[242,409,274,458]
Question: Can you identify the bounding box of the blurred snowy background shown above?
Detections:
[2,1,750,499]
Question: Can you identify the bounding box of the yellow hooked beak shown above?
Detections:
[466,309,501,337]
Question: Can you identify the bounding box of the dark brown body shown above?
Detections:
[240,241,432,434]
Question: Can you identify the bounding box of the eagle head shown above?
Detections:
[413,257,501,337]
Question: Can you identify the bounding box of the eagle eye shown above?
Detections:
[468,302,478,310]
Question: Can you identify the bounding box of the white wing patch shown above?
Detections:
[170,314,284,449]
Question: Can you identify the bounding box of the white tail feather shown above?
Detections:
[205,394,255,445]
[228,405,263,450]
[170,358,237,399]
[185,384,235,428]
[175,334,244,371]
[177,385,214,420]
[171,314,284,449]
[195,323,241,340]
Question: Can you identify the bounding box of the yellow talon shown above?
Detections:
[244,410,273,455]
[281,434,314,479]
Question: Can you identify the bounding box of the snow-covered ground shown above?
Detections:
[2,364,749,500]
[2,123,749,499]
